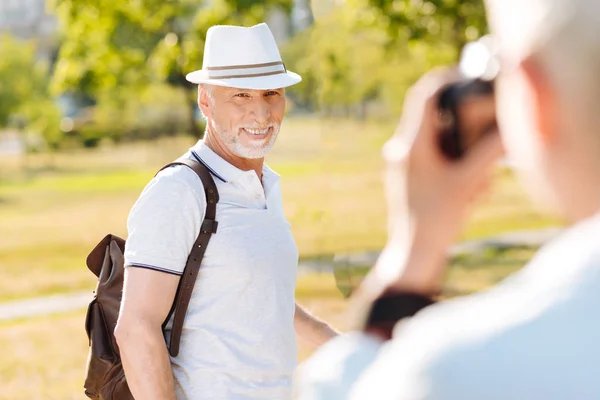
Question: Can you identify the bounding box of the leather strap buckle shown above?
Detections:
[201,219,218,234]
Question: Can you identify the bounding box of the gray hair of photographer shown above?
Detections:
[294,0,600,399]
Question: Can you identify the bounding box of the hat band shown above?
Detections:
[206,61,286,80]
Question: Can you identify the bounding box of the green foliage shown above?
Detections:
[282,1,457,116]
[283,5,386,114]
[365,0,488,57]
[50,0,195,95]
[0,35,63,149]
[23,99,64,150]
[76,83,193,146]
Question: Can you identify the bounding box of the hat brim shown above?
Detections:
[185,70,302,90]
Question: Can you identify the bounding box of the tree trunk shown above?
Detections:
[358,100,367,121]
[174,70,202,139]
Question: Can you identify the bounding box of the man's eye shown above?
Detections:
[235,93,250,98]
[266,91,279,96]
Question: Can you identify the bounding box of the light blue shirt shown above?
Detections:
[296,212,600,399]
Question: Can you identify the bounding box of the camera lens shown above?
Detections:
[459,35,500,81]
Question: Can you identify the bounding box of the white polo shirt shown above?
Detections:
[124,141,299,400]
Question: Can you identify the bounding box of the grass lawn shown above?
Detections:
[0,274,348,400]
[0,247,537,400]
[0,117,561,302]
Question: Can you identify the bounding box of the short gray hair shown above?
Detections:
[537,2,600,124]
[487,0,600,125]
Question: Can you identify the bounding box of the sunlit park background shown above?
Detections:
[0,0,564,398]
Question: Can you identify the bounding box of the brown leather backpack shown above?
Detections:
[83,158,219,399]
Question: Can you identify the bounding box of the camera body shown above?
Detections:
[438,36,499,160]
[438,78,495,159]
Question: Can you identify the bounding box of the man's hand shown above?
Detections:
[295,303,339,349]
[359,69,503,299]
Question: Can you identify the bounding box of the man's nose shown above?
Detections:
[251,98,271,124]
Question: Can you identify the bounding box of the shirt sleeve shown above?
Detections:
[294,332,383,400]
[347,290,523,400]
[124,167,206,275]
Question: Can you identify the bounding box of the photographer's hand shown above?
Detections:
[357,69,504,302]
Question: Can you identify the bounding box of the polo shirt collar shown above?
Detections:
[190,141,280,185]
[261,163,281,192]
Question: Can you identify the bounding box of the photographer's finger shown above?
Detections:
[385,68,464,166]
[415,67,461,91]
[458,132,504,184]
[411,82,458,155]
[404,68,461,109]
[414,69,462,134]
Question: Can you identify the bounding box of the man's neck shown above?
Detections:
[203,128,264,181]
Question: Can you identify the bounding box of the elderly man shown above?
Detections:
[114,23,338,400]
[295,0,600,399]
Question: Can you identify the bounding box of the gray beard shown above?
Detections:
[231,127,280,159]
[210,119,280,159]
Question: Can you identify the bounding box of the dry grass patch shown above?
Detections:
[1,311,90,400]
[1,277,349,400]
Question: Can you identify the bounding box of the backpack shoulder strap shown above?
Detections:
[156,158,219,357]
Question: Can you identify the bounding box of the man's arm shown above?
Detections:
[295,302,339,348]
[356,68,503,303]
[114,267,180,400]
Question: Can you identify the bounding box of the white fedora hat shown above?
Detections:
[186,23,302,90]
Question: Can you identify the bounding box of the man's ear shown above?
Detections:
[520,56,559,146]
[198,86,212,119]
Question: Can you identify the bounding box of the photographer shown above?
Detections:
[295,0,600,398]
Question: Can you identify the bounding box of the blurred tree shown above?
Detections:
[280,29,318,111]
[283,1,456,117]
[283,4,387,115]
[50,0,293,139]
[365,0,488,58]
[0,35,63,149]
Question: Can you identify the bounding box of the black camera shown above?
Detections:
[438,36,499,160]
